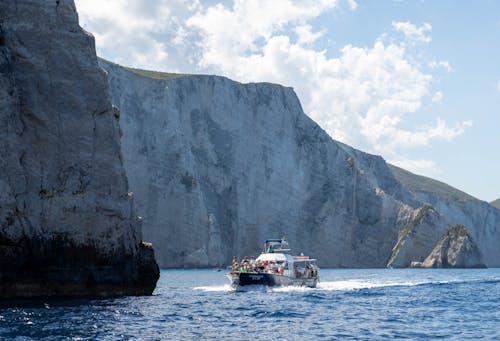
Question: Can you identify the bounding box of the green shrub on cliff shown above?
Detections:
[124,66,188,80]
[491,199,500,209]
[388,164,474,202]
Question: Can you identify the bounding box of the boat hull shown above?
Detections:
[227,272,318,290]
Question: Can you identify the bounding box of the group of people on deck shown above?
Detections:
[231,256,285,275]
[231,256,317,278]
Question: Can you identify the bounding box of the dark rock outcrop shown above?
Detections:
[0,0,159,297]
[411,225,486,268]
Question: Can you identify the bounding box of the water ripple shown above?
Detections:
[1,268,500,340]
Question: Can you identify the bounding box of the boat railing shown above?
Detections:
[292,260,319,279]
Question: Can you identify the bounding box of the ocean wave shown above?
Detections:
[192,277,500,294]
[193,284,233,292]
[317,280,420,291]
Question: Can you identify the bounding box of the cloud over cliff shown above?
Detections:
[75,0,472,176]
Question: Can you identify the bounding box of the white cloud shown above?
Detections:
[74,1,471,170]
[496,80,500,92]
[432,91,443,102]
[381,119,473,150]
[347,0,358,10]
[186,0,339,69]
[392,21,432,43]
[295,24,324,45]
[74,0,200,72]
[429,60,452,72]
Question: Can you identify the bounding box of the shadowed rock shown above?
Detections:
[0,0,159,297]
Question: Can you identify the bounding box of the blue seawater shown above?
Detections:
[1,268,500,340]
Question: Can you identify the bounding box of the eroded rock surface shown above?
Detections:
[100,61,500,269]
[411,225,486,268]
[387,204,448,268]
[390,165,500,267]
[0,0,159,297]
[101,60,420,268]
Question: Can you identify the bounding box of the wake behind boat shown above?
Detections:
[227,238,319,290]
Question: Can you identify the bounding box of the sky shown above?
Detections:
[74,0,500,202]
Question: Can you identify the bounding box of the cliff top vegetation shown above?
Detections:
[388,164,475,202]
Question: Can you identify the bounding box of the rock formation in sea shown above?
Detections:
[0,1,159,297]
[387,204,448,268]
[99,60,500,269]
[411,225,486,268]
[389,165,500,267]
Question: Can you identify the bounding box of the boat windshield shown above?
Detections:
[263,238,290,253]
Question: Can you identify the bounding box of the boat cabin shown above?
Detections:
[254,239,318,279]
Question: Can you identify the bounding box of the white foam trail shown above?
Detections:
[267,280,413,293]
[317,280,417,291]
[271,285,314,293]
[193,279,457,293]
[193,284,233,292]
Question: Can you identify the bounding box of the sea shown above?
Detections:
[1,268,500,340]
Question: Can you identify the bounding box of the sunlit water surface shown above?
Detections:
[1,268,500,340]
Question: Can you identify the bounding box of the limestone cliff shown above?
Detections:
[100,59,499,269]
[0,0,159,297]
[100,61,421,268]
[390,165,500,267]
[411,225,486,268]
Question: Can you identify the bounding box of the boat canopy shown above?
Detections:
[256,253,293,263]
[263,238,290,253]
[264,239,282,243]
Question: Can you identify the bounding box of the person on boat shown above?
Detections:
[308,264,316,278]
[266,262,273,273]
[240,256,249,272]
[262,260,269,273]
[303,265,310,278]
[231,256,238,273]
[294,264,300,278]
[256,260,265,273]
[249,256,255,271]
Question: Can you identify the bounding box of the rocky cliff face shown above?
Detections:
[100,59,499,269]
[0,0,158,297]
[390,165,500,267]
[101,61,421,268]
[387,204,448,268]
[411,225,486,268]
